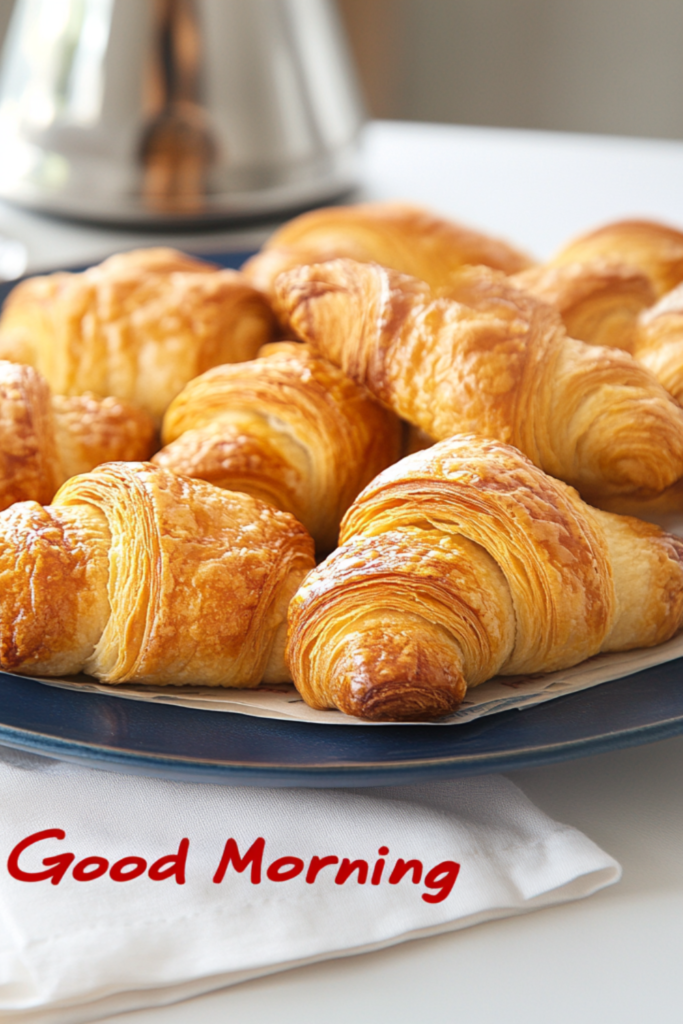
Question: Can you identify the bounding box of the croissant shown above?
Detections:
[0,247,276,423]
[631,284,683,404]
[512,259,683,413]
[242,201,533,297]
[0,462,315,685]
[0,360,155,511]
[274,258,683,509]
[549,219,683,298]
[511,260,655,352]
[154,342,402,551]
[287,435,683,721]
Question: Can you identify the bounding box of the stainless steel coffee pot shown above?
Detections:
[0,0,364,224]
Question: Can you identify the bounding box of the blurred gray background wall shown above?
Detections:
[1,0,682,140]
[338,0,683,139]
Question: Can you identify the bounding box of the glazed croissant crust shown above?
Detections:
[511,260,656,352]
[275,258,683,508]
[155,342,402,551]
[0,462,315,685]
[635,284,683,404]
[243,201,533,297]
[0,247,276,423]
[0,360,155,511]
[549,219,683,298]
[512,232,683,412]
[287,435,683,721]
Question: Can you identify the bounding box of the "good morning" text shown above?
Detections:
[7,830,461,904]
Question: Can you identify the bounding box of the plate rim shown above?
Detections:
[1,665,683,786]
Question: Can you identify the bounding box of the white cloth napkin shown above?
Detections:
[0,745,620,1024]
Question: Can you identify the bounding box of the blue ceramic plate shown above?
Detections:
[1,662,683,785]
[1,253,683,786]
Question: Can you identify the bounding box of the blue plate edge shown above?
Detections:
[1,711,683,787]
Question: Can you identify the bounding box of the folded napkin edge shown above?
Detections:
[0,860,621,1024]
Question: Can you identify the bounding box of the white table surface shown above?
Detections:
[2,120,683,1023]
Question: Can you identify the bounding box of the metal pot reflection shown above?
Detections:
[0,0,364,225]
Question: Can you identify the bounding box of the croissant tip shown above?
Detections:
[327,623,467,722]
[335,682,464,723]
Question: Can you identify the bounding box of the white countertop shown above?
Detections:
[2,120,683,1024]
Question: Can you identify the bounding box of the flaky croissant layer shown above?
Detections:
[155,342,402,551]
[286,435,683,722]
[243,201,533,298]
[549,219,683,298]
[634,283,683,405]
[0,360,155,512]
[511,260,656,352]
[0,463,315,687]
[0,248,276,423]
[510,220,683,420]
[274,258,683,509]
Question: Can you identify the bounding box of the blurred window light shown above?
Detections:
[65,0,113,124]
[0,0,113,129]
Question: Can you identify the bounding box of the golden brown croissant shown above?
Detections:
[0,248,276,423]
[274,258,683,509]
[287,435,683,721]
[511,260,655,352]
[154,342,402,551]
[549,220,683,298]
[632,283,683,404]
[242,201,533,296]
[0,462,315,685]
[0,360,155,511]
[512,255,683,415]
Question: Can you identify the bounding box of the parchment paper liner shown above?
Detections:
[24,630,683,726]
